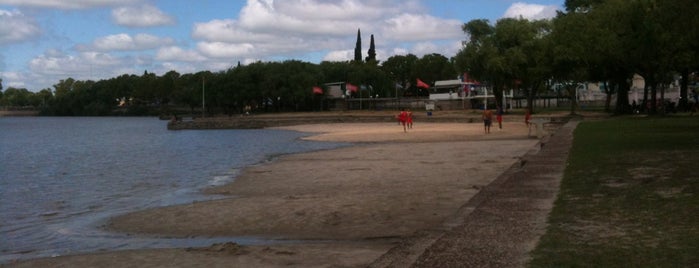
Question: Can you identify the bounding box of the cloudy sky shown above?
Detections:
[0,0,562,91]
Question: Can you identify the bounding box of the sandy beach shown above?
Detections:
[6,121,541,267]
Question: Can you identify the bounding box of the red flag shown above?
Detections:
[416,78,430,89]
[312,86,323,94]
[346,83,358,92]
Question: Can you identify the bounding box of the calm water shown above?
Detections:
[0,117,346,263]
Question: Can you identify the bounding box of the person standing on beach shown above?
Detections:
[525,108,531,126]
[482,108,493,134]
[398,108,408,132]
[496,105,503,130]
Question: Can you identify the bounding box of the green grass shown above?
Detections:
[528,116,699,267]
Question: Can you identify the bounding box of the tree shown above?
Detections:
[555,0,699,114]
[365,34,376,63]
[174,73,201,114]
[415,53,454,82]
[381,54,418,97]
[156,70,180,114]
[550,10,595,114]
[354,29,362,63]
[669,0,699,111]
[35,88,53,110]
[1,87,32,107]
[456,18,553,113]
[564,0,604,12]
[133,70,157,106]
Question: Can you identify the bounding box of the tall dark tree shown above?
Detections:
[456,18,552,113]
[354,28,362,63]
[365,34,376,63]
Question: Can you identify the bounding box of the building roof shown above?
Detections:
[434,80,464,87]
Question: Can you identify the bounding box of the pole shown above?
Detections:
[484,88,488,110]
[502,89,506,112]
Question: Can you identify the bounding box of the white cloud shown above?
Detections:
[112,4,175,27]
[156,46,206,62]
[29,49,122,76]
[273,0,387,21]
[381,13,463,42]
[90,33,175,51]
[390,47,410,56]
[0,0,142,9]
[192,19,278,43]
[322,50,353,62]
[0,71,25,88]
[503,2,559,20]
[22,48,148,89]
[1,71,22,80]
[0,9,41,44]
[411,42,440,56]
[237,0,374,36]
[192,0,466,63]
[197,42,256,58]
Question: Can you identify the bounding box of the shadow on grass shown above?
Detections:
[528,116,699,267]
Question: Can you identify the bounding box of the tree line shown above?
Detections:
[455,0,699,114]
[1,0,697,116]
[0,54,454,116]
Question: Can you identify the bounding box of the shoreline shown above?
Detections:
[166,109,582,130]
[7,121,548,267]
[0,110,39,117]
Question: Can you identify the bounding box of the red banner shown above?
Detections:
[416,78,430,89]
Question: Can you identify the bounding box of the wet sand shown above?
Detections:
[6,122,539,267]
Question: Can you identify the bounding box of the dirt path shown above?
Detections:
[370,120,578,267]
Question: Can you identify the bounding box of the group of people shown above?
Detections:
[481,106,505,134]
[396,106,532,134]
[397,108,414,132]
[482,107,533,134]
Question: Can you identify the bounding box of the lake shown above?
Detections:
[0,117,346,263]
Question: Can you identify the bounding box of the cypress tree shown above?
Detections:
[366,34,376,62]
[354,29,362,62]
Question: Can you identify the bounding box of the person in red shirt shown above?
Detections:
[398,109,408,132]
[525,108,531,126]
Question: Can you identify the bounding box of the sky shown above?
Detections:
[0,0,563,92]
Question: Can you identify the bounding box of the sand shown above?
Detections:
[5,121,540,267]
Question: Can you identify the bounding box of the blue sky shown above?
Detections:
[0,0,563,92]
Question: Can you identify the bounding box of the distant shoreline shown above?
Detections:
[0,110,39,116]
[165,109,582,130]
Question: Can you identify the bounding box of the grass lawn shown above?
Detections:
[528,116,699,267]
